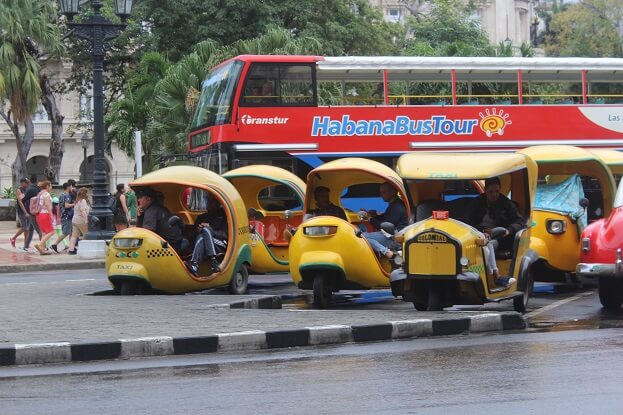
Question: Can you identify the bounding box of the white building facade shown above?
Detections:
[371,0,539,48]
[0,60,135,190]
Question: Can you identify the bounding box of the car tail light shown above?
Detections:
[546,219,567,234]
[432,210,449,220]
[581,237,590,253]
[303,226,338,236]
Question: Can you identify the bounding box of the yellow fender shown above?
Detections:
[299,250,346,277]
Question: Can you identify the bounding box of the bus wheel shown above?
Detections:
[119,281,137,296]
[598,277,623,311]
[229,265,249,295]
[427,285,443,311]
[313,274,332,309]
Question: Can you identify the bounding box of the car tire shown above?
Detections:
[228,265,249,295]
[313,274,331,309]
[598,277,623,311]
[513,266,534,313]
[119,280,136,296]
[413,301,427,311]
[427,285,443,311]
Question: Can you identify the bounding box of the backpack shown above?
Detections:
[29,193,42,214]
[108,194,119,214]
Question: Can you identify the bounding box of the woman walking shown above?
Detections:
[67,187,91,255]
[10,178,30,249]
[34,181,55,255]
[113,183,130,232]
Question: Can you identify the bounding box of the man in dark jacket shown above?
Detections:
[306,186,347,220]
[465,177,525,285]
[362,182,408,258]
[136,188,183,251]
[186,196,228,277]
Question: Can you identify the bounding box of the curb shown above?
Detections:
[0,312,525,366]
[206,296,283,309]
[0,260,105,274]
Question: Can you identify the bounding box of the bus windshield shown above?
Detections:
[192,60,244,130]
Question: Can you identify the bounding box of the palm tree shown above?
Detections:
[105,51,170,169]
[145,27,321,164]
[0,0,63,182]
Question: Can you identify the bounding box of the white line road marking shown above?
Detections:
[4,282,38,285]
[525,291,595,318]
[64,279,96,282]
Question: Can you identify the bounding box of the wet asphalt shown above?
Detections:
[2,270,623,414]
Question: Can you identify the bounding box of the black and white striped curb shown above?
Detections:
[205,296,283,309]
[0,312,524,366]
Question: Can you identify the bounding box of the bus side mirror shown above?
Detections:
[579,198,589,209]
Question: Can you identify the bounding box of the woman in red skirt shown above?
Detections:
[35,181,55,255]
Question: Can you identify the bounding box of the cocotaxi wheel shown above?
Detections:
[229,265,249,294]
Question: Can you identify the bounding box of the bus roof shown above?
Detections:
[315,56,623,83]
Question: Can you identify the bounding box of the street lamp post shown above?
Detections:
[81,131,91,183]
[59,0,133,240]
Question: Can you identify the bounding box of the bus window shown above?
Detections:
[192,60,244,130]
[241,63,315,106]
[340,183,385,213]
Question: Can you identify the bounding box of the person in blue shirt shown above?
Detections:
[360,182,408,258]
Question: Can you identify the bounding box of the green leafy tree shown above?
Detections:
[405,0,493,57]
[137,0,406,59]
[105,52,171,164]
[543,1,623,57]
[0,0,63,182]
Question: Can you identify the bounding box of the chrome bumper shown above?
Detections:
[576,249,623,278]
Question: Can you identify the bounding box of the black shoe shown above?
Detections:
[67,249,77,255]
[210,258,221,274]
[186,260,200,276]
[51,244,58,254]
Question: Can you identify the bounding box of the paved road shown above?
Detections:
[2,269,621,344]
[2,328,622,414]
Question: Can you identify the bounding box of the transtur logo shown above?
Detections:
[241,115,289,125]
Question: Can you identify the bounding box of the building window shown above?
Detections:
[387,8,401,22]
[79,86,93,121]
[32,104,48,122]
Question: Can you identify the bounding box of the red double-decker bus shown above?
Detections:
[188,55,623,176]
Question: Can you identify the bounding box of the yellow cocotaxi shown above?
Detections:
[518,145,616,281]
[391,152,537,312]
[223,165,306,274]
[288,157,411,308]
[591,149,623,184]
[106,166,252,295]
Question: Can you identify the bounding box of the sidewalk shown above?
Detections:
[0,221,104,273]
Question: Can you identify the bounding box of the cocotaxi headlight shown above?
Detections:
[303,226,338,236]
[113,238,143,248]
[546,219,566,234]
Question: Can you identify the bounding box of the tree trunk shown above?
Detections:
[0,111,34,185]
[40,74,65,184]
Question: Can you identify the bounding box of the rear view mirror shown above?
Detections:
[168,215,182,228]
[380,222,396,237]
[579,197,589,209]
[248,207,265,220]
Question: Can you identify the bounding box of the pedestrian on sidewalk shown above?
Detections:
[10,178,30,249]
[67,187,91,255]
[34,181,55,255]
[126,185,137,225]
[22,177,42,251]
[50,182,74,253]
[113,183,130,232]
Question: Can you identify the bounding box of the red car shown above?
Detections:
[577,181,623,310]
